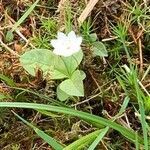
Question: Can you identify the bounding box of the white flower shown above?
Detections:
[51,31,82,57]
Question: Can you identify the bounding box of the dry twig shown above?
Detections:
[78,0,99,25]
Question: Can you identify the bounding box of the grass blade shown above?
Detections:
[12,111,64,150]
[135,132,139,150]
[87,127,109,150]
[0,102,144,145]
[64,130,102,150]
[0,74,16,86]
[11,87,67,107]
[11,0,39,32]
[133,72,149,150]
[119,96,130,114]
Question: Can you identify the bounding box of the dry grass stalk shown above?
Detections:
[78,0,99,25]
[57,0,67,12]
[0,38,20,57]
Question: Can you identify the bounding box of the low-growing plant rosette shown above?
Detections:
[20,31,85,101]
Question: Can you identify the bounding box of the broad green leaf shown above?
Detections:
[89,33,97,42]
[20,49,83,79]
[59,79,84,96]
[59,70,85,96]
[20,49,55,76]
[53,50,83,78]
[57,86,70,101]
[71,70,86,80]
[92,42,108,57]
[51,70,68,79]
[13,112,64,150]
[0,102,144,145]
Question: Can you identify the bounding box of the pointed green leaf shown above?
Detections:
[11,0,40,32]
[0,102,144,145]
[87,127,109,150]
[51,70,68,79]
[0,74,16,86]
[13,112,64,150]
[92,42,108,57]
[64,130,101,150]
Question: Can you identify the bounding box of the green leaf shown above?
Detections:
[118,96,130,114]
[5,31,14,42]
[144,96,150,112]
[20,49,55,76]
[0,74,16,86]
[51,70,68,79]
[0,102,144,145]
[77,70,86,80]
[53,50,83,79]
[59,79,84,97]
[64,130,102,150]
[57,86,70,101]
[87,127,109,150]
[20,49,83,80]
[38,110,61,118]
[89,33,97,42]
[0,94,11,100]
[11,0,40,32]
[13,111,64,150]
[92,42,108,57]
[59,70,85,97]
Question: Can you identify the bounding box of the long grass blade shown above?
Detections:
[87,127,109,150]
[12,111,64,150]
[0,102,144,144]
[64,130,101,150]
[133,71,149,150]
[11,0,39,32]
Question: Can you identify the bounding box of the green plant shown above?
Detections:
[20,31,85,101]
[0,102,146,149]
[117,65,149,150]
[81,20,108,57]
[112,23,131,60]
[125,1,150,27]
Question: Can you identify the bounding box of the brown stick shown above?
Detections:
[138,38,143,74]
[78,0,99,25]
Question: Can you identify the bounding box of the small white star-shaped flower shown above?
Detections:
[51,31,82,57]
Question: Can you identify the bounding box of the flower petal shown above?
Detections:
[57,32,67,39]
[76,37,82,45]
[51,39,58,48]
[68,31,76,39]
[51,31,82,57]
